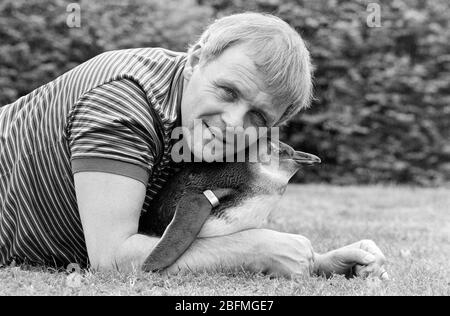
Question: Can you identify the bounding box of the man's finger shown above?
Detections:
[340,248,376,265]
[359,240,386,264]
[379,268,390,281]
[354,264,371,278]
[355,263,389,280]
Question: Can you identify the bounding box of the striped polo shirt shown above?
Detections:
[0,47,187,267]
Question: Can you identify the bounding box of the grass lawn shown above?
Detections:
[0,184,449,296]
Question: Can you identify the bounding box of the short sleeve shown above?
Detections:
[66,79,162,186]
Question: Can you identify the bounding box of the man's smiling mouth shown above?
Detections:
[203,121,227,145]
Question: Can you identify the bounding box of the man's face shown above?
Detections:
[180,44,288,161]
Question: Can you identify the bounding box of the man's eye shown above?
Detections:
[220,86,238,101]
[251,111,267,126]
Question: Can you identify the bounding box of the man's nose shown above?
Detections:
[222,105,248,128]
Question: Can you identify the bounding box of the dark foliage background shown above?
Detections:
[1,0,449,185]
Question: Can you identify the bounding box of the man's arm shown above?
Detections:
[74,171,150,270]
[75,171,387,279]
[74,171,315,276]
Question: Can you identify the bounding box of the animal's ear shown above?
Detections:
[142,191,213,272]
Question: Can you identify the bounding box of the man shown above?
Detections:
[0,13,387,279]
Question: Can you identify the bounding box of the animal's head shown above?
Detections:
[252,140,321,186]
[193,141,320,236]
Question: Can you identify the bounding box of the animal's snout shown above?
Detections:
[292,150,321,165]
[275,142,321,165]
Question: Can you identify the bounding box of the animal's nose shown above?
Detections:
[292,151,321,165]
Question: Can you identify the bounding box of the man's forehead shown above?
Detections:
[211,45,261,84]
[228,64,263,90]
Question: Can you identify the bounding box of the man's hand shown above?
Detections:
[314,240,388,280]
[258,231,315,278]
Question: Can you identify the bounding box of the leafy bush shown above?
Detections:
[0,0,211,104]
[1,0,448,185]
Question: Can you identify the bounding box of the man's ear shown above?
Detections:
[184,43,203,81]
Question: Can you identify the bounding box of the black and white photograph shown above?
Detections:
[0,0,448,298]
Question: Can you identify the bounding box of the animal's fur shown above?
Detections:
[138,142,320,238]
